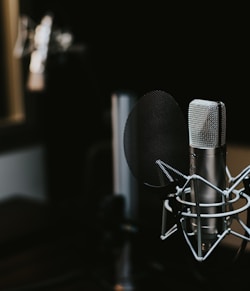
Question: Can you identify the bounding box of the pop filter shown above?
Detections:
[123,90,189,187]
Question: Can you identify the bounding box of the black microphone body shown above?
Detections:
[188,99,227,253]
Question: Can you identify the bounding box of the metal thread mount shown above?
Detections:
[157,159,250,262]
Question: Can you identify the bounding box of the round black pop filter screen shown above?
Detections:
[123,90,189,187]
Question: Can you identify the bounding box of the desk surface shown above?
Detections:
[0,197,250,291]
[0,197,105,290]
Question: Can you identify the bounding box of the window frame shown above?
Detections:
[0,0,26,127]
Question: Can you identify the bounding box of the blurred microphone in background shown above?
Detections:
[111,90,138,291]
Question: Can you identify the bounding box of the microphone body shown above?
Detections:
[188,99,227,252]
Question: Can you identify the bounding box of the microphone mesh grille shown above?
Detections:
[188,99,226,148]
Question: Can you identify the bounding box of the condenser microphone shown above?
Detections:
[188,99,227,254]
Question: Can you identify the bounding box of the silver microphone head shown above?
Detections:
[188,99,226,148]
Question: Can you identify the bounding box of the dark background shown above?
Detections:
[0,1,249,290]
[17,0,250,199]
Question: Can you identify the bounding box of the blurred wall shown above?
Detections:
[0,145,47,201]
